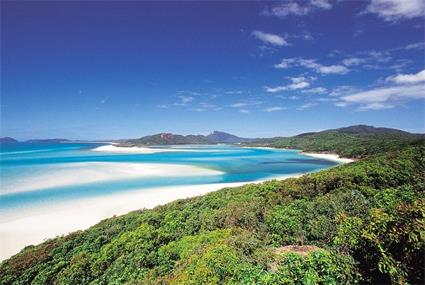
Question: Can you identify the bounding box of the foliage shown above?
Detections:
[273,250,360,285]
[247,126,424,158]
[1,144,424,284]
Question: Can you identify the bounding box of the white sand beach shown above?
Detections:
[92,144,237,153]
[301,152,355,163]
[92,144,193,153]
[0,174,300,261]
[1,162,223,195]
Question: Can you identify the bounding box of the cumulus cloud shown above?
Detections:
[274,58,349,74]
[386,69,425,84]
[265,76,310,93]
[365,0,425,21]
[337,84,424,111]
[262,0,332,18]
[333,69,425,111]
[252,30,288,47]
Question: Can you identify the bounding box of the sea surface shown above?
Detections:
[0,143,337,215]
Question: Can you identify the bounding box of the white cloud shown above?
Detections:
[265,86,288,93]
[238,109,250,114]
[262,0,332,17]
[405,42,425,50]
[274,58,297,69]
[229,100,262,108]
[297,102,317,110]
[288,76,311,89]
[224,90,243,95]
[337,84,425,111]
[311,0,332,10]
[357,103,395,111]
[190,102,221,112]
[329,85,360,97]
[386,69,425,84]
[229,102,250,108]
[263,106,285,112]
[365,0,425,21]
[174,95,194,106]
[342,57,366,66]
[252,30,288,47]
[191,108,207,112]
[314,64,349,74]
[274,58,349,74]
[367,51,392,63]
[265,76,310,93]
[301,87,327,94]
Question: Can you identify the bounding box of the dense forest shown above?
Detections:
[1,135,424,284]
[250,125,424,159]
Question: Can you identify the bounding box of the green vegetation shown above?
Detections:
[252,125,424,158]
[1,140,424,284]
[121,131,251,146]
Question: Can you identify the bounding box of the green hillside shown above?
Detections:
[121,131,251,146]
[253,125,424,159]
[1,142,424,284]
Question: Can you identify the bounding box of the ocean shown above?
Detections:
[0,143,341,260]
[0,143,337,214]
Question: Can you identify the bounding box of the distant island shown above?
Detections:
[0,138,70,144]
[117,125,423,159]
[119,131,254,146]
[4,125,423,160]
[0,137,18,144]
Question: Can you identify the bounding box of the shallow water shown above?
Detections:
[0,143,336,214]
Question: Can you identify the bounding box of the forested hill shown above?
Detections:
[1,142,424,284]
[250,125,424,159]
[118,125,423,159]
[121,131,252,146]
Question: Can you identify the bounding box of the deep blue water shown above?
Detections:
[0,143,337,213]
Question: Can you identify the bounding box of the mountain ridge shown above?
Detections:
[1,125,422,146]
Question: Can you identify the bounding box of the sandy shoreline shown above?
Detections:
[300,152,355,163]
[0,145,354,261]
[245,146,354,163]
[0,175,299,261]
[92,144,195,153]
[94,145,355,165]
[1,162,224,195]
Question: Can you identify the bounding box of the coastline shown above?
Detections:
[0,174,300,261]
[0,145,354,261]
[1,162,224,195]
[250,146,355,164]
[300,152,355,163]
[95,144,355,165]
[92,144,193,153]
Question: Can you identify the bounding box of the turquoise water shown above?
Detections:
[0,143,337,214]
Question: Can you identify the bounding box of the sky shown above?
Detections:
[1,0,424,140]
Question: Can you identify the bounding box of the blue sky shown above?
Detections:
[1,0,424,140]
